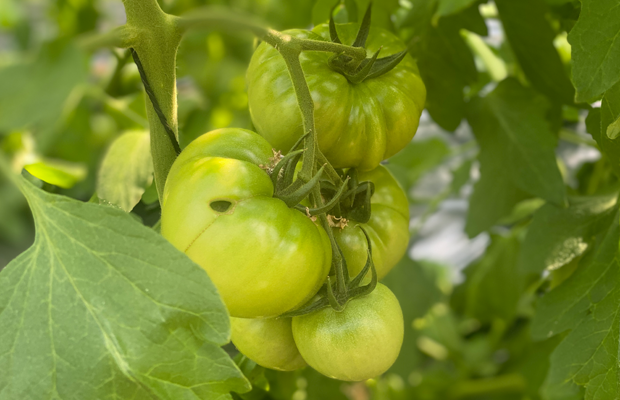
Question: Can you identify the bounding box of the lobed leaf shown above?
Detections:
[0,178,249,400]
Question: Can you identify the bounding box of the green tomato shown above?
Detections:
[231,317,306,371]
[335,166,409,280]
[247,23,426,171]
[292,283,404,381]
[161,128,332,318]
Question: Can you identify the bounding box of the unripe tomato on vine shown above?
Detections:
[247,22,426,171]
[231,317,306,372]
[292,283,404,381]
[330,165,410,280]
[160,128,332,318]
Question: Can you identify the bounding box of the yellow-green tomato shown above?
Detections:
[335,166,409,280]
[247,23,426,171]
[292,283,404,381]
[161,128,332,318]
[231,317,306,371]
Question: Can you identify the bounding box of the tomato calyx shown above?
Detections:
[318,168,375,223]
[281,226,377,317]
[327,3,408,84]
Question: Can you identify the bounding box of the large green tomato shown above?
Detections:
[247,23,426,171]
[161,128,332,318]
[292,283,404,381]
[335,166,409,280]
[231,317,306,371]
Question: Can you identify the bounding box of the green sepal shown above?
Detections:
[293,177,350,216]
[277,165,325,208]
[347,48,381,84]
[365,49,408,80]
[351,2,372,48]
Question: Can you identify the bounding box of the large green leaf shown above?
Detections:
[495,0,574,104]
[466,78,567,236]
[460,234,522,323]
[97,131,154,212]
[0,178,249,399]
[407,0,483,131]
[532,211,620,400]
[518,194,618,275]
[383,258,448,378]
[569,0,620,102]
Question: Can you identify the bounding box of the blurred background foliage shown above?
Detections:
[0,0,611,399]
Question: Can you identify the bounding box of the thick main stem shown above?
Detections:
[121,0,183,201]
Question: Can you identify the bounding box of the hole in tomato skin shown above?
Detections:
[210,200,233,213]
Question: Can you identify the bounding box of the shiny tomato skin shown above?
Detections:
[161,128,332,318]
[231,317,306,371]
[292,283,404,381]
[334,166,409,280]
[247,23,426,171]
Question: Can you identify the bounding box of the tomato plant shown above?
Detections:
[292,283,404,381]
[2,0,619,400]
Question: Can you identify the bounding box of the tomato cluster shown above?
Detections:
[161,20,425,382]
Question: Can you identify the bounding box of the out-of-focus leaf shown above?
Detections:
[532,210,620,400]
[466,78,567,236]
[0,0,21,27]
[97,130,153,212]
[518,194,618,275]
[462,30,508,82]
[434,0,477,19]
[312,0,336,26]
[461,234,522,323]
[24,159,87,189]
[495,0,575,104]
[304,368,349,400]
[569,0,620,102]
[407,1,483,131]
[383,258,449,377]
[386,137,449,190]
[0,40,87,134]
[233,355,269,400]
[0,178,250,399]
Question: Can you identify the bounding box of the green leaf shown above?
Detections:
[23,159,87,189]
[383,258,449,376]
[532,211,620,400]
[407,1,482,131]
[495,0,575,104]
[569,0,620,102]
[466,79,567,236]
[594,81,620,178]
[0,40,87,134]
[434,0,477,19]
[385,137,449,191]
[460,234,522,323]
[518,194,618,275]
[0,179,249,399]
[97,130,154,212]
